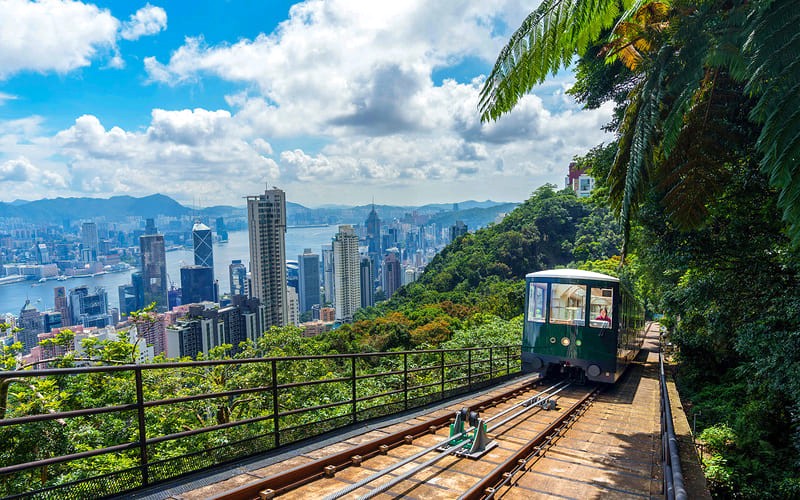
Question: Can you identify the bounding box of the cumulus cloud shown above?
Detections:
[0,1,167,78]
[120,4,167,41]
[0,157,67,187]
[0,0,118,78]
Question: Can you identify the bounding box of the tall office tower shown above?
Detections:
[42,311,63,332]
[286,260,299,292]
[359,255,375,308]
[229,259,247,296]
[382,252,402,299]
[215,217,228,242]
[68,285,111,328]
[298,249,320,314]
[322,244,334,305]
[247,186,288,328]
[192,222,214,269]
[145,218,157,235]
[181,265,216,304]
[17,300,42,354]
[54,286,70,326]
[36,243,50,264]
[81,222,99,262]
[450,220,468,242]
[140,225,168,312]
[286,286,300,326]
[333,225,361,323]
[118,283,138,316]
[364,204,382,280]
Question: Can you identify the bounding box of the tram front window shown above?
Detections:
[550,283,586,325]
[527,282,546,322]
[590,287,614,328]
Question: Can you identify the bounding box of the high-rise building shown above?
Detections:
[382,252,402,299]
[36,243,50,264]
[140,224,168,312]
[229,259,247,296]
[17,300,42,354]
[247,186,288,328]
[192,222,214,269]
[286,260,299,293]
[69,286,112,328]
[54,286,70,326]
[450,220,468,242]
[298,249,320,313]
[166,297,265,358]
[333,225,361,323]
[118,283,138,316]
[144,218,157,235]
[360,256,375,308]
[286,286,300,326]
[81,222,99,262]
[365,204,381,254]
[322,244,334,305]
[181,265,216,304]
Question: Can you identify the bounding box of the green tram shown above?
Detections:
[522,269,646,383]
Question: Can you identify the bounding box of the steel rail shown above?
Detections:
[208,376,540,500]
[459,387,599,500]
[325,381,570,500]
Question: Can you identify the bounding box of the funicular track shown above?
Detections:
[478,349,662,499]
[210,378,599,500]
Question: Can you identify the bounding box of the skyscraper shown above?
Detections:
[365,204,382,281]
[450,220,468,242]
[298,248,320,314]
[333,225,361,323]
[81,222,99,262]
[360,255,375,308]
[247,186,288,328]
[192,222,214,269]
[69,286,111,328]
[140,224,168,312]
[382,252,402,299]
[229,259,247,296]
[322,244,334,305]
[17,300,42,354]
[54,286,69,326]
[180,265,216,304]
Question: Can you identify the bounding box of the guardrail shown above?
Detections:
[659,349,688,500]
[0,345,521,499]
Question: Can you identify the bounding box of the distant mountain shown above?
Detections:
[0,194,519,229]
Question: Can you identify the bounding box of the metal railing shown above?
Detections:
[0,345,521,499]
[659,349,688,500]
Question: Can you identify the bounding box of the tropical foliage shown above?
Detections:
[481,0,800,496]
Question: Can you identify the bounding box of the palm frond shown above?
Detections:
[744,0,800,243]
[479,0,633,121]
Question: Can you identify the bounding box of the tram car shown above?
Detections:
[522,269,646,383]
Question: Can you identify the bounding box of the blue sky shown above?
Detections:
[0,0,613,208]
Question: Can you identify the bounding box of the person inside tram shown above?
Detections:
[595,308,611,325]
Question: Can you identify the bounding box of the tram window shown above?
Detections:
[527,282,546,322]
[549,283,586,325]
[590,287,613,328]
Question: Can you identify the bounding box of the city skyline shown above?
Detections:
[0,0,613,208]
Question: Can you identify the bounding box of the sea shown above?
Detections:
[0,226,343,317]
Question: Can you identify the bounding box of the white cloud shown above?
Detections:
[120,4,167,41]
[0,157,67,187]
[0,1,168,78]
[0,92,17,104]
[0,0,119,78]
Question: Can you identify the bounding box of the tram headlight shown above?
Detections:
[560,337,570,346]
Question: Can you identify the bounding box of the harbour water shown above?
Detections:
[0,226,342,316]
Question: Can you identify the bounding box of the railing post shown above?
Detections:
[271,359,280,448]
[489,347,494,380]
[440,350,445,400]
[403,353,408,410]
[134,366,149,486]
[351,356,357,424]
[468,349,472,389]
[506,346,510,375]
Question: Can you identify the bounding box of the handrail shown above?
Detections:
[0,344,522,499]
[660,348,688,500]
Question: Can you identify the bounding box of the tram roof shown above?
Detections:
[525,269,619,282]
